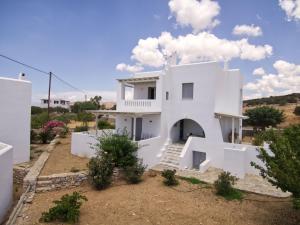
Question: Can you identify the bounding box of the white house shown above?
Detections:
[0,74,31,223]
[40,98,71,109]
[0,74,31,164]
[72,61,262,178]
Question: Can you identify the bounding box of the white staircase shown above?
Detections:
[160,143,184,168]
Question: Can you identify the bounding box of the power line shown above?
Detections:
[0,53,86,94]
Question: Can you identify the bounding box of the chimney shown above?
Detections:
[18,72,26,80]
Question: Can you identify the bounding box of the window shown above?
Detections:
[166,91,169,100]
[54,100,59,104]
[182,83,194,99]
[148,87,156,99]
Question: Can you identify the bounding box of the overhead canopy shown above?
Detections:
[87,110,161,116]
[215,112,248,119]
[117,76,159,84]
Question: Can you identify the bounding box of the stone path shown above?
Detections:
[152,164,290,198]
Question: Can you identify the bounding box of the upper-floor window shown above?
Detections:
[148,87,156,99]
[166,91,169,100]
[182,83,194,100]
[54,100,59,104]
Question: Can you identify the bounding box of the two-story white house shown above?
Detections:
[72,61,262,178]
[40,98,71,109]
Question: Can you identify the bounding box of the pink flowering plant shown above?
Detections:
[43,120,68,137]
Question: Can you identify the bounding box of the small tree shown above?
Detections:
[251,125,300,209]
[294,106,300,116]
[244,106,284,130]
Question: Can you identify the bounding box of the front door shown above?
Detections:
[135,118,143,141]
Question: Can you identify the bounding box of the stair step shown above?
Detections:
[160,159,179,165]
[160,162,179,168]
[36,187,52,193]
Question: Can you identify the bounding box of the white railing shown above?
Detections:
[118,99,161,112]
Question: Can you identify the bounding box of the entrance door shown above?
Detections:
[179,120,184,141]
[135,118,143,141]
[148,87,156,99]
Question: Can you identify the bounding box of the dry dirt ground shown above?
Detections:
[243,103,300,128]
[19,175,299,225]
[68,120,96,129]
[40,135,89,175]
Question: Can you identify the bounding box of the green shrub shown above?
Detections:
[30,130,37,144]
[31,112,49,129]
[294,106,300,116]
[214,172,242,200]
[161,169,178,186]
[97,120,115,130]
[40,192,87,223]
[88,154,114,190]
[74,126,89,132]
[38,129,55,144]
[124,160,146,184]
[97,132,138,168]
[53,113,76,124]
[77,112,95,125]
[31,106,44,115]
[179,176,206,185]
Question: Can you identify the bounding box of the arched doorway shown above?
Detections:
[170,119,205,143]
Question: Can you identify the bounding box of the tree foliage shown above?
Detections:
[244,106,284,130]
[251,125,300,209]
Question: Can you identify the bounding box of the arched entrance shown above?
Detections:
[170,119,205,143]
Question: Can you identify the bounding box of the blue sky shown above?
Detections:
[0,0,300,101]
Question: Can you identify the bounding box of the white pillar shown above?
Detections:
[231,117,235,143]
[238,118,242,144]
[133,116,136,141]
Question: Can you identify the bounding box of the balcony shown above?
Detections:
[117,99,161,113]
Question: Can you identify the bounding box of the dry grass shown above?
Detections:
[18,175,300,225]
[40,135,89,175]
[244,103,300,128]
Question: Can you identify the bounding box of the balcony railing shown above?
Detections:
[118,99,161,112]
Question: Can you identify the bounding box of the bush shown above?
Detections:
[161,169,178,186]
[30,129,37,144]
[97,120,115,130]
[98,132,138,168]
[214,172,242,200]
[244,106,284,130]
[40,192,87,223]
[124,160,146,184]
[74,125,89,132]
[88,154,114,190]
[31,112,49,129]
[38,129,55,144]
[294,106,300,116]
[31,106,44,115]
[251,125,300,209]
[53,113,76,124]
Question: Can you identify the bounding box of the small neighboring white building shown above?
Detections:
[0,75,31,164]
[72,61,263,178]
[40,98,71,109]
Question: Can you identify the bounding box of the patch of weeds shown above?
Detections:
[40,192,87,223]
[214,172,243,201]
[161,169,178,186]
[179,176,206,185]
[70,167,80,173]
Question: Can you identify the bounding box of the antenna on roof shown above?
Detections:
[164,52,177,69]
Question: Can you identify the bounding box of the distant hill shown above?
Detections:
[244,93,300,106]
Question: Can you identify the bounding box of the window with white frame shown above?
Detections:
[182,83,194,99]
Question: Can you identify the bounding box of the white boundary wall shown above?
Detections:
[0,142,13,223]
[0,77,31,163]
[178,137,264,178]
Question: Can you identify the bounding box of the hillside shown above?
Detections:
[243,93,300,128]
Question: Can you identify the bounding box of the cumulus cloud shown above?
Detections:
[168,0,220,33]
[116,63,144,73]
[232,24,263,37]
[279,0,300,21]
[253,67,266,76]
[244,60,300,99]
[129,32,273,67]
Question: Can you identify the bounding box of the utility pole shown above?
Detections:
[47,72,52,119]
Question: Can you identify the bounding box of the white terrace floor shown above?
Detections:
[152,164,290,198]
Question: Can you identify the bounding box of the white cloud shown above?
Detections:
[232,24,263,37]
[244,60,300,99]
[168,0,220,33]
[116,63,144,73]
[128,32,273,68]
[279,0,300,21]
[253,67,266,76]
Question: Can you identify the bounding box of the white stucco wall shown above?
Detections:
[0,142,13,223]
[133,82,156,99]
[0,77,31,164]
